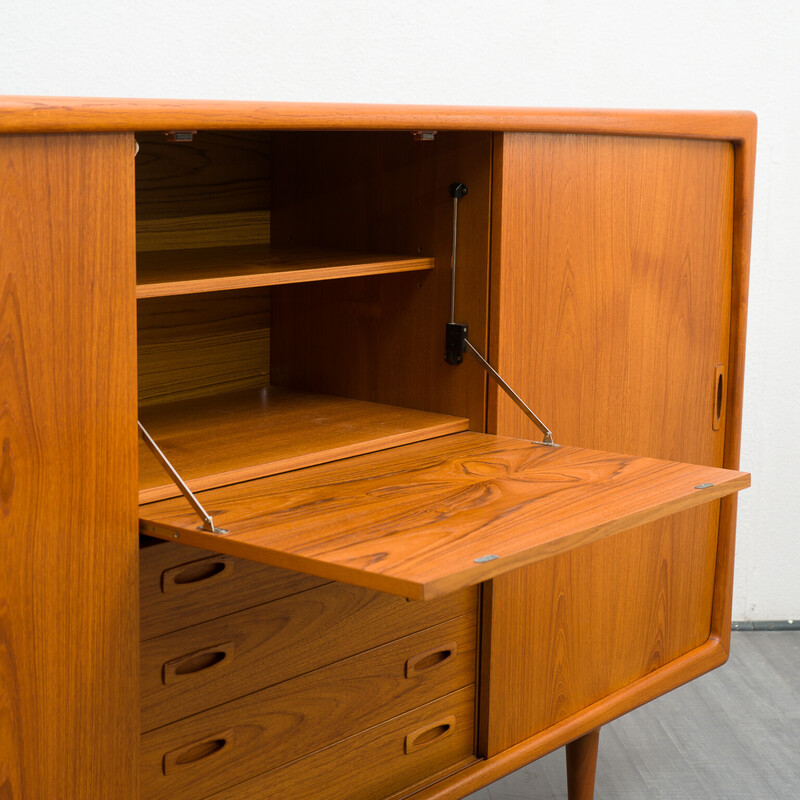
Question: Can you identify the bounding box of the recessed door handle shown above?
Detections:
[713,364,725,431]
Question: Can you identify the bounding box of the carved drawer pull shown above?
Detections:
[404,715,456,754]
[162,642,234,685]
[405,642,458,678]
[163,729,235,775]
[161,555,234,593]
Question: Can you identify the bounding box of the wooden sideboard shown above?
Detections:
[0,97,755,800]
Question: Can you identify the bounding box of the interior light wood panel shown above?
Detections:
[135,131,271,221]
[137,289,271,406]
[138,387,468,503]
[140,432,747,601]
[270,131,492,430]
[482,133,735,755]
[136,210,271,252]
[136,244,433,298]
[0,134,139,799]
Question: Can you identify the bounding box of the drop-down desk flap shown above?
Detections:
[139,431,749,601]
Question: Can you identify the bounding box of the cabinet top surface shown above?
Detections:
[0,95,756,138]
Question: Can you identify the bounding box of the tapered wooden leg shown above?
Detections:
[566,728,600,800]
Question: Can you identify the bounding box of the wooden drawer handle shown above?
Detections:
[405,642,458,678]
[161,555,234,593]
[162,642,234,686]
[404,715,456,754]
[163,729,235,775]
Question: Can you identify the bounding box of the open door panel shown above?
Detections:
[139,432,748,600]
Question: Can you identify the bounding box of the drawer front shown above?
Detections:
[141,581,478,730]
[198,686,475,800]
[140,539,328,640]
[141,614,477,800]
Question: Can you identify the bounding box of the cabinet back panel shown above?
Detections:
[135,131,272,404]
[135,130,271,234]
[270,131,492,428]
[137,289,270,406]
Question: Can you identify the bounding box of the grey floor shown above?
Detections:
[464,632,799,800]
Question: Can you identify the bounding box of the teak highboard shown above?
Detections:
[0,97,755,800]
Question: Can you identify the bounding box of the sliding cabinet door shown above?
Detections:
[482,132,734,754]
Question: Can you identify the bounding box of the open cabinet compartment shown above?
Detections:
[136,128,749,602]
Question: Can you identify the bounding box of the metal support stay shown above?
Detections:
[137,420,227,533]
[444,182,555,446]
[464,340,554,445]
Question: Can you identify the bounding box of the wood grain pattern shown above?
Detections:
[404,638,728,800]
[713,123,757,655]
[136,244,434,297]
[566,729,600,800]
[140,432,748,601]
[139,538,329,640]
[481,132,738,756]
[138,386,468,503]
[136,210,271,252]
[0,135,139,799]
[137,289,270,406]
[135,131,270,220]
[201,687,476,800]
[0,96,756,142]
[488,133,735,461]
[270,130,492,432]
[140,581,477,730]
[141,613,477,800]
[480,506,720,756]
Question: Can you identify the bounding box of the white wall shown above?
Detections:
[4,0,798,620]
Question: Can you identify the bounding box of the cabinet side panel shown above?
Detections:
[483,133,734,754]
[0,134,138,798]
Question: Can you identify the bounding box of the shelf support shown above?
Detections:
[444,182,555,446]
[137,420,228,533]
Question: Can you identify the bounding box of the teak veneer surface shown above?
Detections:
[136,244,433,298]
[0,96,756,143]
[482,132,741,755]
[140,582,476,730]
[138,386,468,503]
[201,688,477,800]
[137,289,271,407]
[140,432,748,600]
[141,613,477,800]
[0,134,139,799]
[139,540,329,640]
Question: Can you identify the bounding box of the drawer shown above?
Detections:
[140,538,328,640]
[141,580,478,730]
[141,613,477,800]
[196,686,475,800]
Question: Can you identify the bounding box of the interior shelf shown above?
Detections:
[136,244,434,298]
[138,386,469,504]
[140,431,749,600]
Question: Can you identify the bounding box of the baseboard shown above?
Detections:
[732,620,799,631]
